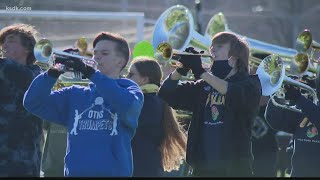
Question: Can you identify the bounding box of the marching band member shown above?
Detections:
[0,24,43,177]
[23,32,144,177]
[127,57,187,177]
[265,80,320,177]
[40,48,81,177]
[158,32,262,177]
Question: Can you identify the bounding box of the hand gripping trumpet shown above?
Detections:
[155,42,213,69]
[34,38,97,83]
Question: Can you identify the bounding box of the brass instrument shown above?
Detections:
[155,42,213,69]
[204,12,312,76]
[256,54,318,112]
[34,38,97,84]
[75,37,93,57]
[75,37,88,55]
[152,5,212,55]
[152,5,215,80]
[296,29,312,53]
[298,29,320,51]
[299,29,320,74]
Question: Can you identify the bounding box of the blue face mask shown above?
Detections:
[210,60,233,79]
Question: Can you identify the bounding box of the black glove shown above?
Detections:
[176,67,190,76]
[173,54,190,76]
[58,48,95,79]
[178,47,206,79]
[63,48,80,55]
[287,75,298,80]
[284,84,301,102]
[301,75,316,89]
[47,66,64,78]
[57,56,95,79]
[48,48,81,79]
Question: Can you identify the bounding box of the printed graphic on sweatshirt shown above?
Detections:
[306,124,318,138]
[297,117,319,144]
[204,90,225,126]
[70,97,118,136]
[211,105,219,121]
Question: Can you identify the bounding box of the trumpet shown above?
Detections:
[257,54,318,113]
[34,38,98,82]
[155,42,213,69]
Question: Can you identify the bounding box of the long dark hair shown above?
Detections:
[132,57,187,172]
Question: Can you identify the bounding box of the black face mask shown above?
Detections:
[210,60,233,79]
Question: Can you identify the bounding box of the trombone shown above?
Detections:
[257,54,318,113]
[155,42,213,70]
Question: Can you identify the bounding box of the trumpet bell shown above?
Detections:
[156,42,173,60]
[34,38,53,63]
[155,42,213,69]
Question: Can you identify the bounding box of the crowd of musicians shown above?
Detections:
[1,10,320,177]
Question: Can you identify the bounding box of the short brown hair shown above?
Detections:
[211,32,249,73]
[0,23,39,65]
[93,32,130,70]
[130,57,163,86]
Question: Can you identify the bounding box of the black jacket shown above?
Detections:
[265,96,320,177]
[0,58,43,177]
[158,72,261,172]
[131,92,164,177]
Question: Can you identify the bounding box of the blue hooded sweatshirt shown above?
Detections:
[23,71,144,177]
